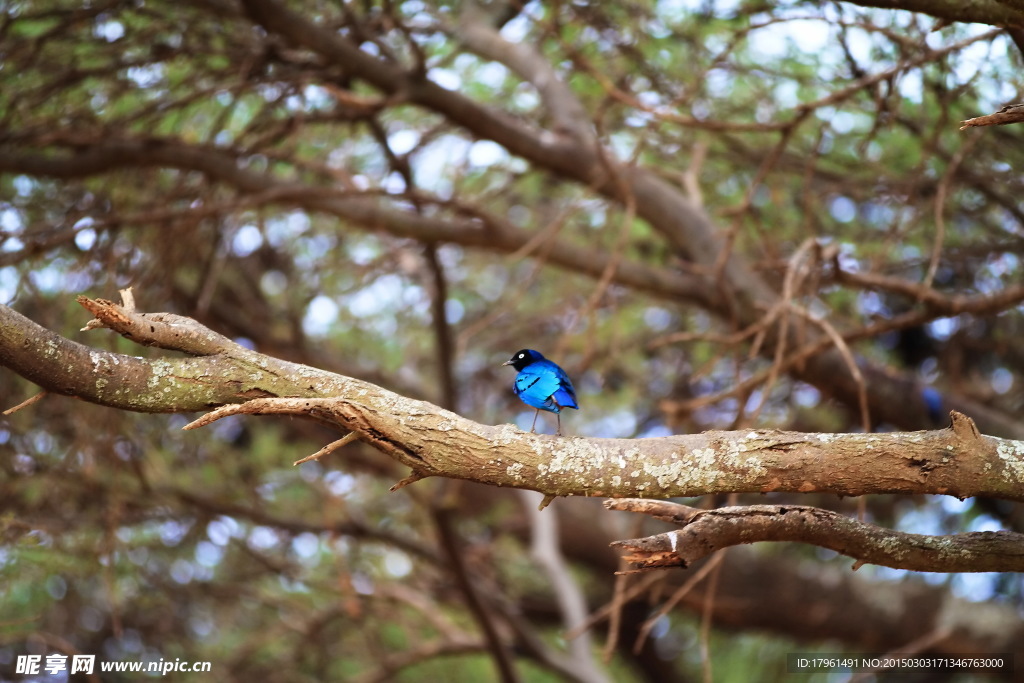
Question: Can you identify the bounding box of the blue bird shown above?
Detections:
[503,349,579,436]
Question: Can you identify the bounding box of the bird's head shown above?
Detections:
[503,349,545,371]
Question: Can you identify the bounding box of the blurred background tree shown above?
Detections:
[2,0,1023,680]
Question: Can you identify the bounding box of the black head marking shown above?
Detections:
[503,348,545,371]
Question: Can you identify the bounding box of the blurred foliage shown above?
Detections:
[1,0,1023,680]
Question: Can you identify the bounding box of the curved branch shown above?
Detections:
[839,0,1024,28]
[605,500,1024,573]
[4,299,1024,503]
[0,299,348,412]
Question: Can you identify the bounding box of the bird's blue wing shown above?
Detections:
[514,361,578,412]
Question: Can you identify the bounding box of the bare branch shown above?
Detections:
[5,301,1024,502]
[606,500,1024,573]
[960,103,1024,130]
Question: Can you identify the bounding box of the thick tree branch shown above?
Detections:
[0,299,347,412]
[6,299,1023,505]
[838,0,1024,28]
[606,500,1024,573]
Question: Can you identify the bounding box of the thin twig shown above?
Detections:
[3,391,47,415]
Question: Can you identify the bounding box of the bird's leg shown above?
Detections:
[530,409,539,433]
[556,413,562,437]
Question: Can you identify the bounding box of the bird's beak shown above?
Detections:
[501,359,513,366]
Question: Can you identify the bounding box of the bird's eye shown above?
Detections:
[519,353,525,358]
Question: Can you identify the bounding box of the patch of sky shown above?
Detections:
[1,205,22,232]
[773,81,799,109]
[748,19,830,60]
[384,550,412,578]
[896,70,923,104]
[170,559,194,584]
[247,526,280,551]
[195,540,224,568]
[967,514,1003,533]
[160,520,190,547]
[259,83,282,102]
[382,170,407,193]
[861,202,895,229]
[895,506,945,536]
[988,253,1019,277]
[639,424,673,438]
[13,176,33,196]
[295,233,334,270]
[389,129,420,156]
[704,68,732,98]
[951,573,998,602]
[344,274,404,318]
[872,566,910,582]
[514,83,540,110]
[445,298,464,324]
[324,470,357,497]
[75,222,97,251]
[260,270,287,297]
[1,236,22,253]
[29,264,66,294]
[926,316,958,341]
[303,84,331,109]
[625,111,652,128]
[830,111,862,135]
[291,532,320,559]
[298,460,321,482]
[231,224,263,257]
[939,497,972,515]
[468,139,507,167]
[991,367,1013,395]
[856,291,886,317]
[126,64,164,88]
[429,67,461,91]
[793,383,821,408]
[303,294,340,337]
[499,9,531,41]
[94,17,124,42]
[476,61,509,89]
[348,239,379,267]
[637,90,662,109]
[206,517,238,546]
[829,195,857,223]
[643,306,673,332]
